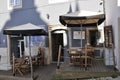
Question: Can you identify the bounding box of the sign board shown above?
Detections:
[73,31,85,39]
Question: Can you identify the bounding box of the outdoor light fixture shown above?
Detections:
[100,2,103,5]
[46,14,50,19]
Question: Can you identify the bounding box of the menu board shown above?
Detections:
[73,31,85,39]
[104,25,114,48]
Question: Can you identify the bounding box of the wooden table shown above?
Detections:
[67,48,93,67]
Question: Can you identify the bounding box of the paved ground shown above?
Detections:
[0,62,120,80]
[33,64,57,80]
[87,76,120,80]
[60,59,115,72]
[0,63,57,80]
[0,75,32,80]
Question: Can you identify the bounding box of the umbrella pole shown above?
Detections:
[12,53,15,76]
[28,36,34,79]
[80,24,82,48]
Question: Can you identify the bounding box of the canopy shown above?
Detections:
[59,10,105,69]
[59,10,105,27]
[3,23,48,36]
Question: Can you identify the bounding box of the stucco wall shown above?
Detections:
[0,0,105,70]
[117,2,120,71]
[0,48,11,70]
[105,0,120,70]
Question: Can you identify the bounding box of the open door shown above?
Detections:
[10,35,24,58]
[52,33,64,62]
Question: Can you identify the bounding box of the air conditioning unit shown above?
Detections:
[94,48,103,59]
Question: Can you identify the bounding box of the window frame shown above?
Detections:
[8,0,22,10]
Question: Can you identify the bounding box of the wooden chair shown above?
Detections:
[80,55,92,67]
[67,49,78,64]
[14,57,30,76]
[81,45,94,67]
[67,49,82,65]
[37,47,44,66]
[86,45,94,57]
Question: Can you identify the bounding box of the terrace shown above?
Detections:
[0,47,119,80]
[0,57,119,80]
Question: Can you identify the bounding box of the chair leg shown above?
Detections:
[15,67,23,76]
[18,68,24,76]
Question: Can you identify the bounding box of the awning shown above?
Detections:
[59,10,105,27]
[3,23,48,36]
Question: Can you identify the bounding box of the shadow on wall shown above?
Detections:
[1,0,48,48]
[4,0,47,27]
[67,0,80,14]
[0,0,49,58]
[75,0,80,12]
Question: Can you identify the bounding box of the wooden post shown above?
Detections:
[85,44,87,70]
[57,45,62,69]
[111,43,116,71]
[12,53,15,76]
[29,36,34,79]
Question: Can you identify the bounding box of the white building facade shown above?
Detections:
[0,0,120,71]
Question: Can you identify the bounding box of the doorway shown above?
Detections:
[10,35,24,58]
[18,40,25,57]
[89,30,98,47]
[52,33,64,62]
[86,27,101,47]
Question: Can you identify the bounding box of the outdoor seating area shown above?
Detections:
[12,47,45,76]
[0,63,57,80]
[67,45,94,68]
[14,57,30,76]
[53,52,118,80]
[59,57,115,72]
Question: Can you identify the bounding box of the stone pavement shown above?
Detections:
[87,76,120,80]
[0,75,32,80]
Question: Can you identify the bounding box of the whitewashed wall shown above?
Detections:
[105,0,120,70]
[0,0,116,70]
[0,48,11,70]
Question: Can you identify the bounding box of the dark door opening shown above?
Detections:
[89,30,99,47]
[52,33,64,62]
[18,40,25,57]
[10,36,24,58]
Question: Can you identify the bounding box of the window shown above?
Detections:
[104,25,114,48]
[8,0,22,10]
[86,27,103,47]
[10,0,21,6]
[89,30,99,47]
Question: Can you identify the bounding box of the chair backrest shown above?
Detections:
[67,49,78,54]
[85,44,94,57]
[15,57,26,66]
